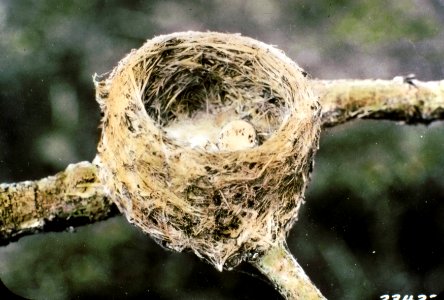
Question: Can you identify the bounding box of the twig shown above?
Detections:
[252,243,326,299]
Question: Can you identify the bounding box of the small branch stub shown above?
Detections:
[252,243,326,300]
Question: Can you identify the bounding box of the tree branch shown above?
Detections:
[252,243,326,299]
[314,78,444,127]
[1,78,443,244]
[0,161,117,245]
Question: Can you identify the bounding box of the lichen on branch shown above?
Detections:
[0,161,117,245]
[314,78,444,127]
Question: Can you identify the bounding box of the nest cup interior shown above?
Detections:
[132,33,301,150]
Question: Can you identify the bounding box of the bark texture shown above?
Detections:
[252,243,326,300]
[0,161,117,245]
[315,78,444,127]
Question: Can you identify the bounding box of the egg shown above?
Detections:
[217,120,257,151]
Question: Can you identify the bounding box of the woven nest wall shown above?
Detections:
[95,31,321,271]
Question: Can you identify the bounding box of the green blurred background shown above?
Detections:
[0,1,443,299]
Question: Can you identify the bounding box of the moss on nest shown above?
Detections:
[95,31,321,271]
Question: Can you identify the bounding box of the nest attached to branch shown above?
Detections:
[95,31,321,271]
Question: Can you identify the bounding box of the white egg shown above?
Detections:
[217,120,257,151]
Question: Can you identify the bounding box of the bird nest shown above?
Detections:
[95,31,321,270]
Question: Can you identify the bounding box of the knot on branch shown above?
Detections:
[94,31,321,270]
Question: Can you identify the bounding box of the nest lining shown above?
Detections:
[95,31,321,271]
[138,37,290,149]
